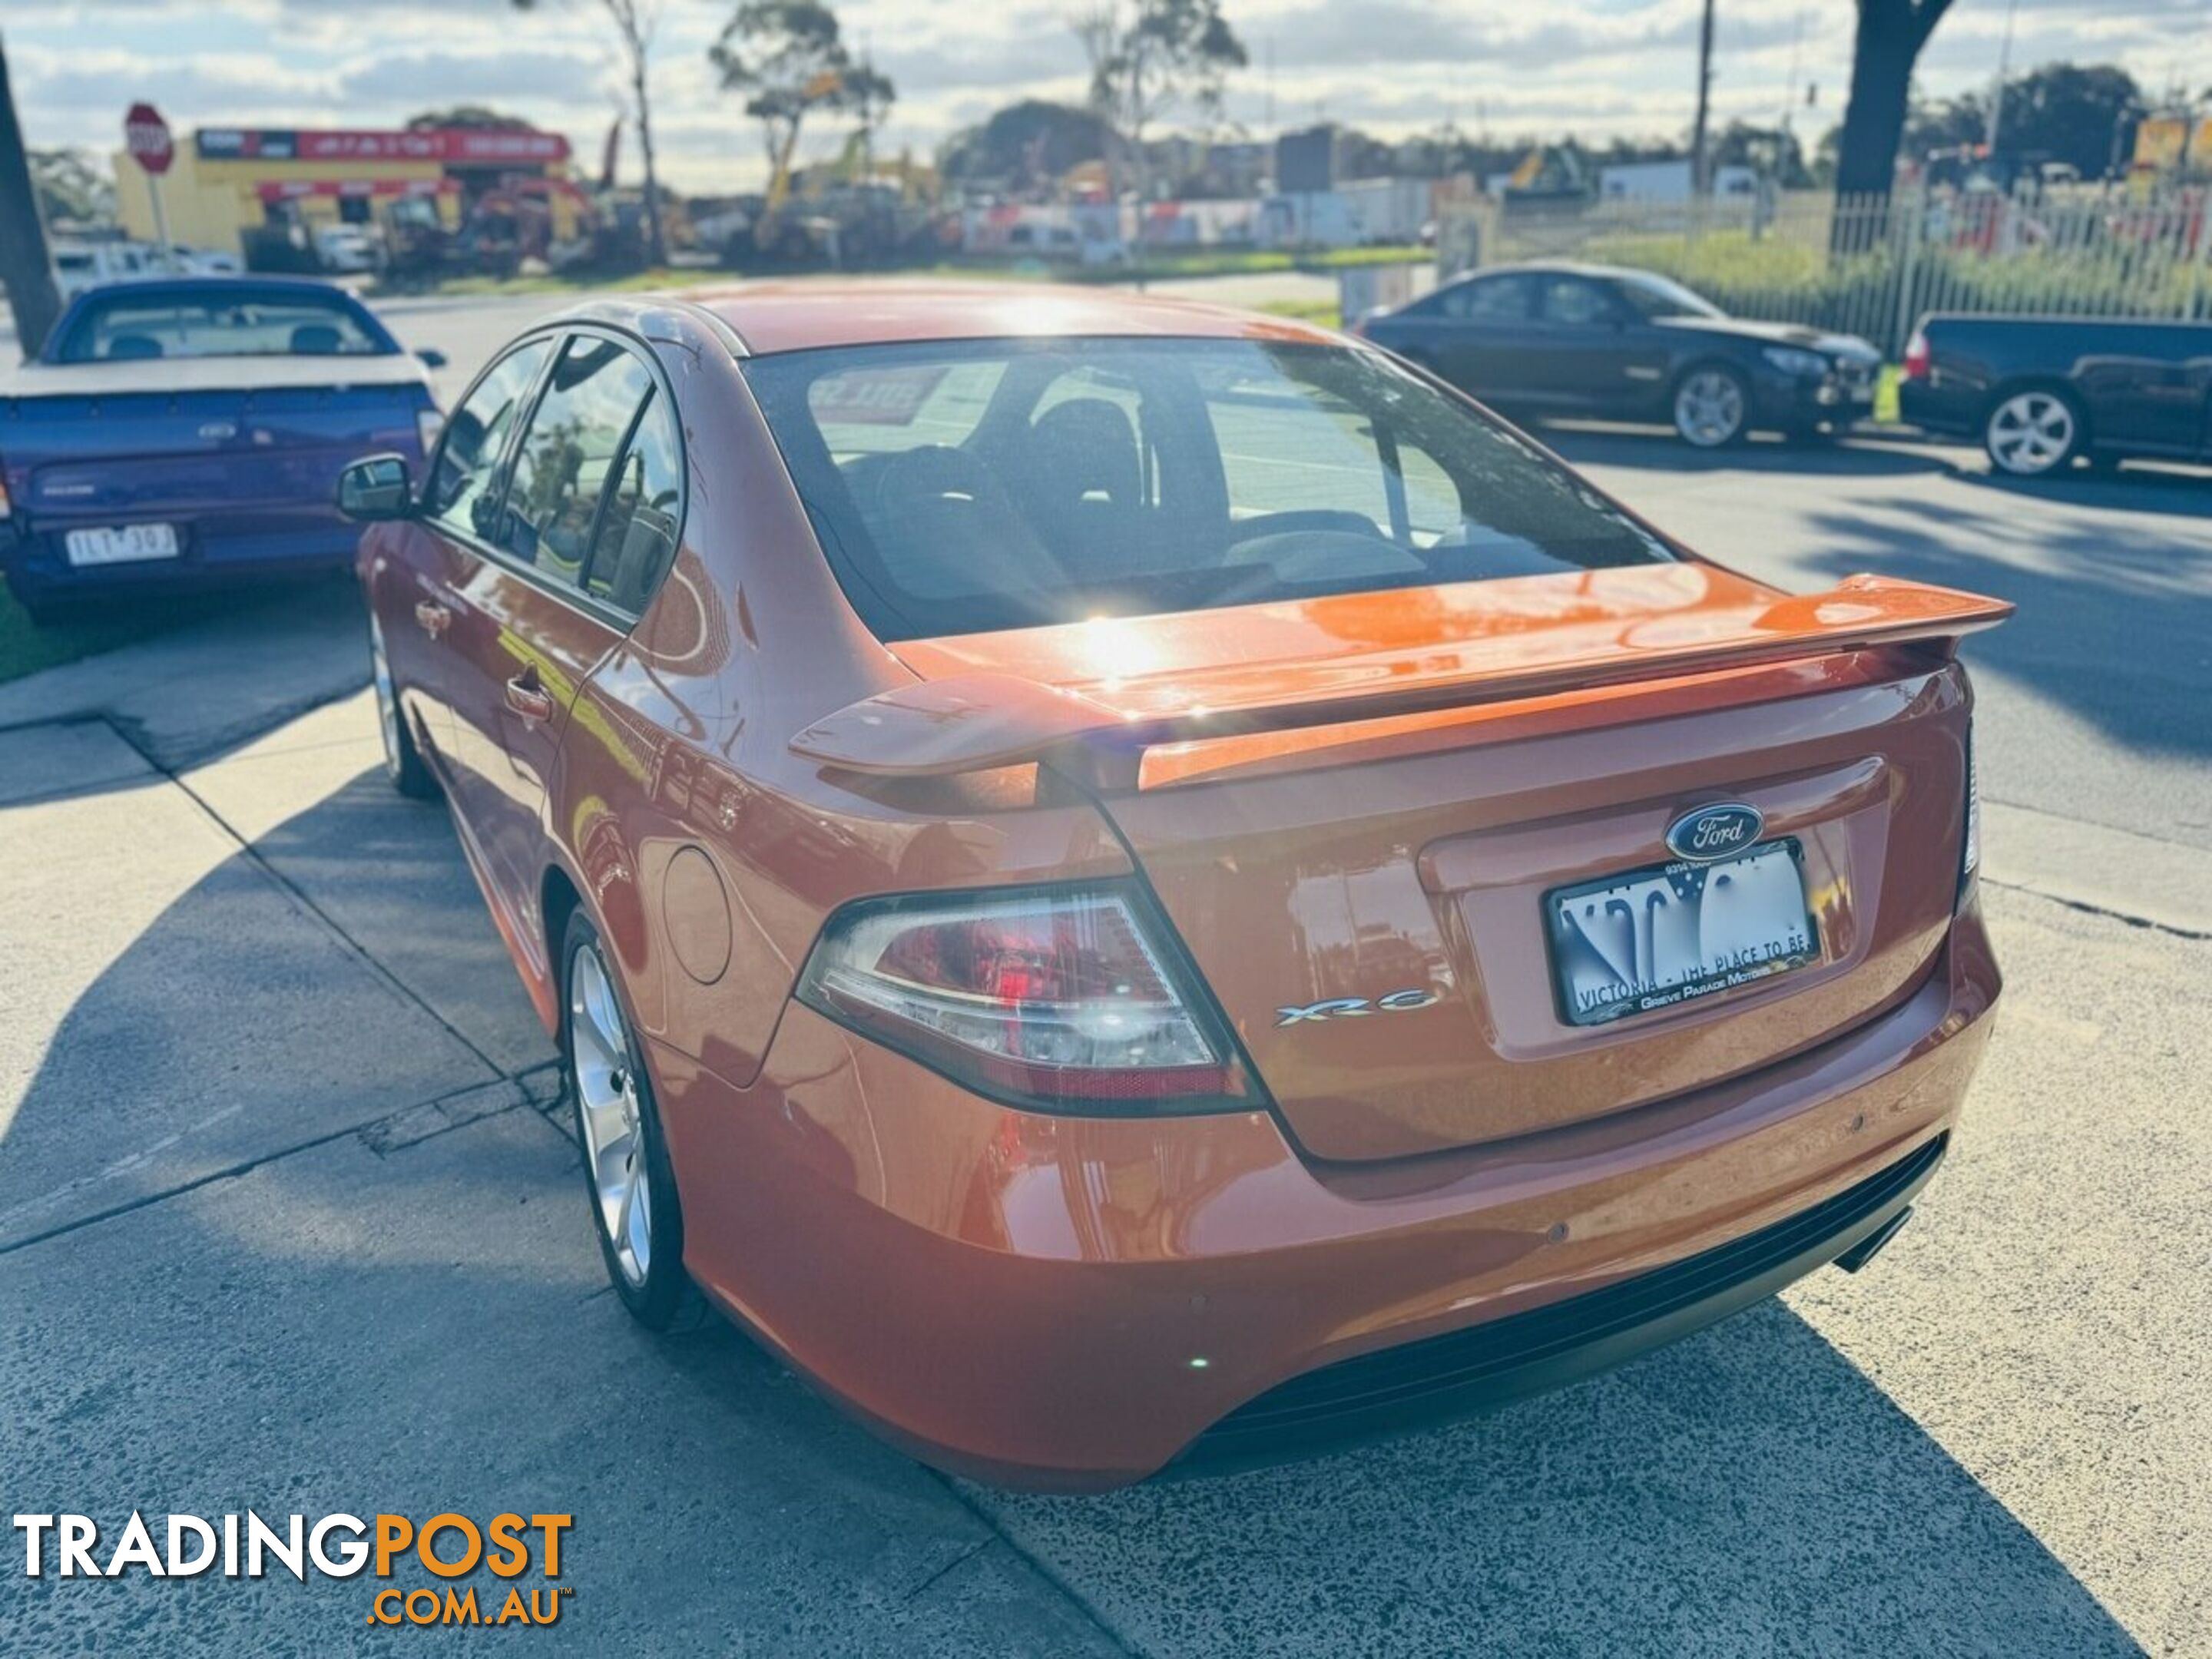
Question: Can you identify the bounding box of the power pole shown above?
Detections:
[1690,0,1717,196]
[0,33,63,360]
[1983,0,2019,165]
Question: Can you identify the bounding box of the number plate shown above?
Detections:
[1547,839,1820,1028]
[64,523,180,566]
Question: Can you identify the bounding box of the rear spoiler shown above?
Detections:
[791,575,2011,783]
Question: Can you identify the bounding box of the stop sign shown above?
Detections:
[124,103,174,176]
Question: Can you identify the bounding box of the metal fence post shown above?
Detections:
[1890,183,1926,359]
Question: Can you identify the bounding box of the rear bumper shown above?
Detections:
[1898,378,1981,439]
[1750,364,1879,430]
[1184,1130,1943,1468]
[653,901,1998,1492]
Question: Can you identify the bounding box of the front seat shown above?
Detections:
[105,333,164,360]
[290,323,343,355]
[1020,399,1144,576]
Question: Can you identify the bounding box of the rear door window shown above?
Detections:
[1439,275,1535,322]
[583,389,684,614]
[1539,278,1620,327]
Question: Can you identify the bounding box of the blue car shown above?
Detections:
[0,276,442,621]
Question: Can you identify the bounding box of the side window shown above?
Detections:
[1439,275,1534,323]
[498,336,654,587]
[426,338,552,535]
[584,390,684,613]
[1540,279,1619,327]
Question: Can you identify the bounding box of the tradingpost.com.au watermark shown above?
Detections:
[14,1511,575,1628]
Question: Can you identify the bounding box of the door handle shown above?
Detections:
[505,673,555,724]
[414,600,452,638]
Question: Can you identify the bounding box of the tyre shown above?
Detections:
[561,909,700,1330]
[1983,386,2087,478]
[1672,364,1751,448]
[368,610,438,800]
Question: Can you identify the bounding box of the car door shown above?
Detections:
[1418,273,1539,402]
[441,330,666,955]
[1529,274,1647,412]
[2072,323,2211,458]
[388,334,555,792]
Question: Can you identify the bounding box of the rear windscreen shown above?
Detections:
[55,293,391,363]
[743,336,1671,641]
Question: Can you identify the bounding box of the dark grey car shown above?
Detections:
[1354,263,1881,449]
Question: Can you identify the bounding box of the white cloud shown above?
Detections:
[7,0,2209,194]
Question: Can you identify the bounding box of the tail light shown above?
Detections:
[796,883,1260,1115]
[1902,329,1931,381]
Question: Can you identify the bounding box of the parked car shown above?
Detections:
[50,239,239,299]
[1355,262,1883,447]
[342,283,2006,1491]
[1,277,443,621]
[313,224,382,275]
[1899,313,2212,477]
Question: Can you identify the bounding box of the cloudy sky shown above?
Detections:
[5,0,2209,192]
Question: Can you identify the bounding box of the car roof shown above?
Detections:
[664,280,1339,356]
[1453,261,1650,283]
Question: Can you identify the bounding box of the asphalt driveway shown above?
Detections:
[2,422,2207,1655]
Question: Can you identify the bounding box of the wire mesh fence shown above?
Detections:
[1447,187,2212,356]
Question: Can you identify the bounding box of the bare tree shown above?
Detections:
[513,0,670,267]
[1072,0,1246,203]
[710,1,892,234]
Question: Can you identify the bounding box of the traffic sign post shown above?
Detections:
[123,101,174,267]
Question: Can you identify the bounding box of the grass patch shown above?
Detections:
[1873,364,1902,426]
[0,584,232,686]
[1259,297,1343,328]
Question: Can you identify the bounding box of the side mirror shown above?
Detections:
[416,347,449,369]
[337,454,414,522]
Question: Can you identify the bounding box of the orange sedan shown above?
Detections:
[340,283,2007,1491]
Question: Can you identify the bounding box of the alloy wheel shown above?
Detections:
[1986,392,2076,476]
[1674,369,1746,447]
[570,944,653,1287]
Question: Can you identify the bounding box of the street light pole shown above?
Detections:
[1985,0,2020,165]
[1691,0,1717,197]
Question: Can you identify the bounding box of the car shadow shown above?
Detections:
[1794,495,2212,763]
[1538,422,1958,478]
[0,750,2146,1654]
[0,574,371,795]
[1956,462,2212,524]
[969,1297,2140,1657]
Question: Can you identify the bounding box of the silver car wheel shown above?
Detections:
[1674,369,1747,448]
[1986,391,2076,476]
[369,614,402,781]
[570,943,652,1287]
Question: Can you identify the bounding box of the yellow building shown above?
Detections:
[2133,115,2212,178]
[114,126,574,257]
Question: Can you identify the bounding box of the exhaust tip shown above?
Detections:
[1834,1207,1913,1275]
